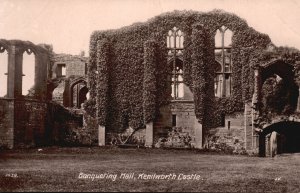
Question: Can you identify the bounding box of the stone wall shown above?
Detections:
[82,113,98,145]
[46,102,83,146]
[154,100,201,148]
[66,60,86,77]
[51,53,88,108]
[0,40,90,149]
[153,102,246,152]
[0,99,13,149]
[14,100,48,148]
[207,112,246,154]
[52,54,87,78]
[0,98,84,149]
[52,81,65,105]
[244,103,253,150]
[153,105,172,141]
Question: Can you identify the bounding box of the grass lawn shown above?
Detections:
[0,147,299,192]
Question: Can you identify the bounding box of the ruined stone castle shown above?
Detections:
[1,10,300,157]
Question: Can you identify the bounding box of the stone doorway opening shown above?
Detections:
[261,121,300,157]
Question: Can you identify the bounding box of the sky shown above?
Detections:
[1,0,300,56]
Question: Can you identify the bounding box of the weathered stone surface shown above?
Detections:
[52,81,65,105]
[145,122,153,147]
[154,101,202,148]
[0,40,51,149]
[0,98,84,149]
[206,112,246,154]
[14,100,48,148]
[244,103,253,150]
[207,126,246,154]
[51,54,88,109]
[0,99,13,149]
[52,54,88,78]
[98,125,105,146]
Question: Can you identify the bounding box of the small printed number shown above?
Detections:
[5,174,18,178]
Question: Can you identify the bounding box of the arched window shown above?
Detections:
[167,27,184,99]
[0,47,8,97]
[214,26,233,97]
[22,49,35,96]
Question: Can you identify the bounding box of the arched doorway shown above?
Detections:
[257,60,300,156]
[262,121,300,156]
[78,86,88,108]
[69,78,88,108]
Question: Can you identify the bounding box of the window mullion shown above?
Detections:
[173,32,177,99]
[167,27,184,100]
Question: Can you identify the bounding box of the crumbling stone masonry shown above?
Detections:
[0,40,84,149]
[51,54,88,108]
[0,39,50,148]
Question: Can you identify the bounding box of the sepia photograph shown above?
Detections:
[0,0,300,192]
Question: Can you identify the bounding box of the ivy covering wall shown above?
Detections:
[96,39,110,126]
[86,10,271,135]
[255,47,300,125]
[191,24,207,123]
[143,40,158,123]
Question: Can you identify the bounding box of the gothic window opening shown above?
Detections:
[214,26,233,97]
[0,48,8,97]
[22,49,35,96]
[167,27,184,99]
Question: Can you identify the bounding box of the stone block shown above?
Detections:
[145,122,153,147]
[98,125,105,146]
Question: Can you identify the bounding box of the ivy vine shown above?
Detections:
[86,10,271,135]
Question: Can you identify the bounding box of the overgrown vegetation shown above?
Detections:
[260,77,299,123]
[87,10,271,141]
[254,46,300,126]
[46,102,91,146]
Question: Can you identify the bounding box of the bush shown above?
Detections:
[64,123,93,146]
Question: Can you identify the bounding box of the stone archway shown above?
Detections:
[0,39,50,149]
[252,59,300,156]
[260,121,300,157]
[78,86,88,108]
[68,77,87,108]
